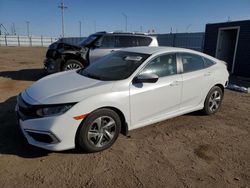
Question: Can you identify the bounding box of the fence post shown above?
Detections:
[173,34,176,47]
[17,35,20,46]
[41,36,43,47]
[201,33,205,52]
[29,36,32,46]
[5,35,7,46]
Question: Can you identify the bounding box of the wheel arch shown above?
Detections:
[214,83,224,94]
[75,106,128,147]
[61,53,86,70]
[102,106,128,136]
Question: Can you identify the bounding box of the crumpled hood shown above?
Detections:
[57,42,82,51]
[24,70,114,104]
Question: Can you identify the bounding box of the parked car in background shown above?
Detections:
[44,32,158,73]
[17,47,229,152]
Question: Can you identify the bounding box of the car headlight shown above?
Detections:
[36,104,74,117]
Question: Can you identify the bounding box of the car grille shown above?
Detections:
[46,49,57,58]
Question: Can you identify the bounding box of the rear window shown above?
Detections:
[204,57,215,68]
[137,37,152,46]
[115,36,135,47]
[179,53,204,73]
[115,36,152,48]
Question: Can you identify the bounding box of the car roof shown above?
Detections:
[119,46,194,55]
[120,46,220,62]
[94,31,154,37]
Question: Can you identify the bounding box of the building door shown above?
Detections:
[216,27,239,73]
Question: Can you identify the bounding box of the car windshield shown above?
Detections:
[79,34,100,47]
[79,51,150,81]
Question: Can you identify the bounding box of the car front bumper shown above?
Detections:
[15,105,80,151]
[43,58,61,74]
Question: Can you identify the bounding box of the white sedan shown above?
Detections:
[16,47,229,152]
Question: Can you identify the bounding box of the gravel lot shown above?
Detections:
[0,46,249,188]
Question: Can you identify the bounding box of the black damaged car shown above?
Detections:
[43,32,158,73]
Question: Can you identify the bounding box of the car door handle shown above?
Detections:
[170,81,179,86]
[204,72,212,76]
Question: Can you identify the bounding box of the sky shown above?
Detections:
[0,0,250,37]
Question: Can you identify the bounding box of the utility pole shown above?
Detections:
[79,21,81,37]
[94,20,96,32]
[122,12,127,32]
[186,24,192,33]
[26,21,30,36]
[12,22,16,35]
[58,0,67,37]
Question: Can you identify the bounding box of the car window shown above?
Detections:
[140,54,177,77]
[179,53,204,73]
[137,37,152,46]
[99,36,115,48]
[79,34,100,47]
[204,57,215,68]
[115,36,136,47]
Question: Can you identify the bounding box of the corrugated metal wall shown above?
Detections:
[156,32,205,51]
[204,20,250,77]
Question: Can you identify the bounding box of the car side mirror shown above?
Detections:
[133,73,159,84]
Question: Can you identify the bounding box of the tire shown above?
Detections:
[77,109,121,153]
[203,86,223,115]
[62,59,83,71]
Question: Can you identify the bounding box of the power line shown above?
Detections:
[58,0,67,37]
[0,23,9,35]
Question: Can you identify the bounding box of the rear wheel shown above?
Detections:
[77,109,121,153]
[62,59,83,71]
[203,86,223,115]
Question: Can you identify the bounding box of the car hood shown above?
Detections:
[24,71,114,104]
[57,42,82,51]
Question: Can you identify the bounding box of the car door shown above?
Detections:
[89,35,116,63]
[178,53,214,111]
[129,53,182,129]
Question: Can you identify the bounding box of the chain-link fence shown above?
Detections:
[0,35,58,47]
[0,32,205,52]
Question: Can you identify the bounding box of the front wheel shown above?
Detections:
[62,59,84,71]
[203,86,223,115]
[77,109,121,153]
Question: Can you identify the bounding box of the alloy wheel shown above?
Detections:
[65,63,82,70]
[208,90,221,112]
[87,116,116,148]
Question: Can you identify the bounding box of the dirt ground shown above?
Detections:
[0,46,249,188]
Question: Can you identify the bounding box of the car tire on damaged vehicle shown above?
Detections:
[62,59,84,71]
